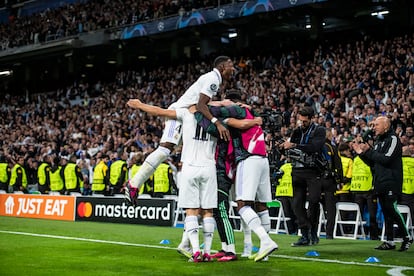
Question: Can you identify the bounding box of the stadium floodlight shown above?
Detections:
[371,10,389,16]
[0,70,12,76]
[228,32,238,38]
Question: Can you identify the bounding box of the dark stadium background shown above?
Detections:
[0,0,413,96]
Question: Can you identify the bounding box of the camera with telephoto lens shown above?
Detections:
[260,107,283,134]
[287,148,320,168]
[287,148,307,163]
[274,169,284,179]
[361,129,374,143]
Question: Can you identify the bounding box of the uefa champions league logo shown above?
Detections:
[218,8,226,19]
[239,0,274,17]
[176,11,206,29]
[158,22,165,32]
[121,24,147,39]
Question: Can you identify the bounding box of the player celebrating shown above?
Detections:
[125,56,234,206]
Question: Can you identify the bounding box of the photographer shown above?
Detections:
[320,129,343,239]
[280,106,326,246]
[352,116,412,251]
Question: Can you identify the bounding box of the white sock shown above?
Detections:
[221,242,228,252]
[239,206,269,242]
[241,219,252,245]
[179,229,190,249]
[185,215,200,254]
[203,217,215,255]
[258,209,271,233]
[130,146,170,189]
[227,244,236,254]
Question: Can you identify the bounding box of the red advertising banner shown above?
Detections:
[0,194,75,221]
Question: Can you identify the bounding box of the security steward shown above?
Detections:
[108,151,128,195]
[0,155,11,191]
[9,155,28,193]
[275,162,297,234]
[280,106,326,246]
[320,129,343,239]
[152,160,176,198]
[49,156,64,194]
[91,154,109,195]
[335,142,353,202]
[37,154,51,194]
[398,147,414,230]
[63,155,84,195]
[349,153,379,240]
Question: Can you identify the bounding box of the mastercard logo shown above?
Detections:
[77,202,93,218]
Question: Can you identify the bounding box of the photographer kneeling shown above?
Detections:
[280,106,326,246]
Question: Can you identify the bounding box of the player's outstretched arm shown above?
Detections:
[224,117,262,130]
[127,99,177,119]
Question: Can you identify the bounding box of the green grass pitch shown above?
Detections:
[0,217,413,275]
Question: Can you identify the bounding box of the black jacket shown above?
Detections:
[360,129,403,194]
[289,123,326,170]
[290,123,326,154]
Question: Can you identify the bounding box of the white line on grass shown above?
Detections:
[1,230,413,275]
[270,254,414,276]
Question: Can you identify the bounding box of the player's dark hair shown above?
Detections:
[225,89,242,101]
[299,106,314,118]
[214,56,231,67]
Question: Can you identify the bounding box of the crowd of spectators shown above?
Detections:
[0,0,233,50]
[1,31,414,191]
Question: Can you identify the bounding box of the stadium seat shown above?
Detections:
[229,201,242,231]
[380,204,413,242]
[49,191,61,196]
[298,202,326,237]
[163,195,185,227]
[0,190,6,194]
[333,202,366,240]
[70,192,82,196]
[267,199,291,234]
[91,193,105,197]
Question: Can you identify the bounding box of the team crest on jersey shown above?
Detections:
[210,84,218,91]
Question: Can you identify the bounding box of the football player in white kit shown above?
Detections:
[126,98,217,262]
[125,56,234,206]
[126,98,263,262]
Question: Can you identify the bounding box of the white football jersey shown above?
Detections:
[175,108,217,166]
[169,68,221,109]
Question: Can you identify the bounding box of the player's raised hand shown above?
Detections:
[127,99,143,109]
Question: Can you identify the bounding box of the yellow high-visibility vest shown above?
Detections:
[350,156,373,192]
[276,163,293,197]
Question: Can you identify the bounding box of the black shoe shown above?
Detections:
[291,236,310,247]
[326,235,333,240]
[399,238,413,252]
[375,242,396,250]
[310,230,319,245]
